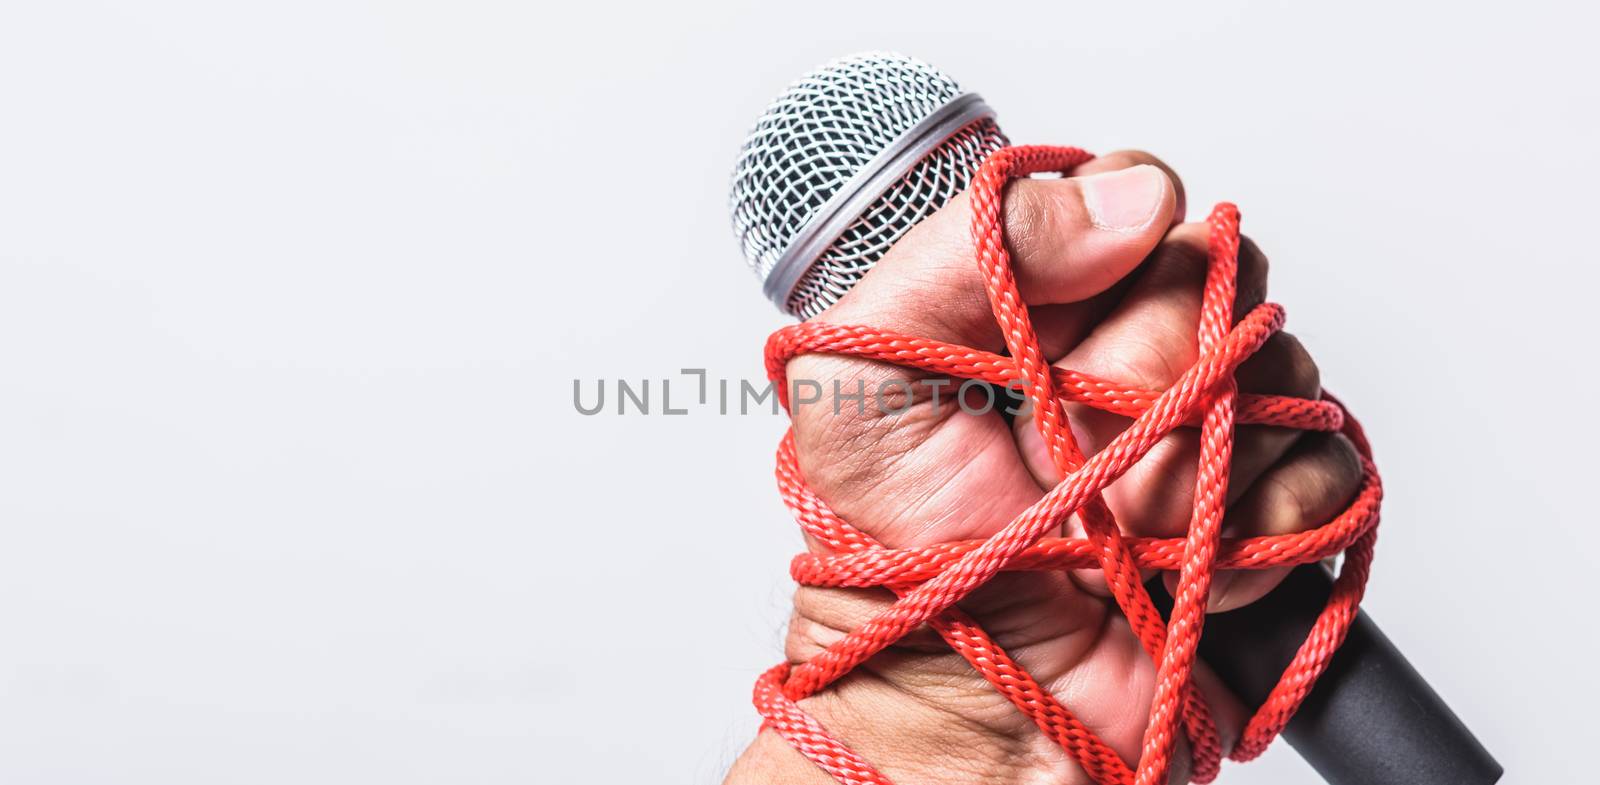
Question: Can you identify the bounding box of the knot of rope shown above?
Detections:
[751,146,1382,785]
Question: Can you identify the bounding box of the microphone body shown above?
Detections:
[730,52,1501,784]
[1150,565,1501,784]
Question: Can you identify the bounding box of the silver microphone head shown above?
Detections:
[729,52,1007,318]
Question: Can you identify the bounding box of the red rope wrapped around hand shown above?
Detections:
[752,146,1381,785]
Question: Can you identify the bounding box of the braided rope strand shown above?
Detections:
[751,146,1381,785]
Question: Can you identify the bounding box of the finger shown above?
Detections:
[1192,432,1365,612]
[1067,149,1188,226]
[1031,151,1188,357]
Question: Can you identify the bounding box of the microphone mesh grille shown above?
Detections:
[730,52,1006,318]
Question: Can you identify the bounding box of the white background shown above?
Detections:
[1,1,1593,782]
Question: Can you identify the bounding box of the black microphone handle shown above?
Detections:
[1148,564,1501,784]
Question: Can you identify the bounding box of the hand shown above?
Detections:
[726,153,1364,785]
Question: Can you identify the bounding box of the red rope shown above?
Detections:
[753,146,1382,785]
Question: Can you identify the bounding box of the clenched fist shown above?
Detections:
[727,152,1362,785]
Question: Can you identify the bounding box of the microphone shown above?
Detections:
[728,52,1501,785]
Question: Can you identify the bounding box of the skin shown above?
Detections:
[724,152,1365,785]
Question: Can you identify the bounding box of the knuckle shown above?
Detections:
[1325,433,1365,493]
[1273,433,1365,530]
[1000,180,1069,260]
[1100,149,1183,185]
[1235,234,1269,311]
[1098,328,1191,391]
[1112,149,1164,166]
[1260,334,1324,402]
[1147,226,1267,302]
[1145,224,1211,285]
[1238,332,1320,399]
[1275,333,1321,398]
[1238,234,1270,280]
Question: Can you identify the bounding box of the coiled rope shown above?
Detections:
[753,146,1381,785]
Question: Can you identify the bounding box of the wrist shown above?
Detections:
[726,579,1100,785]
